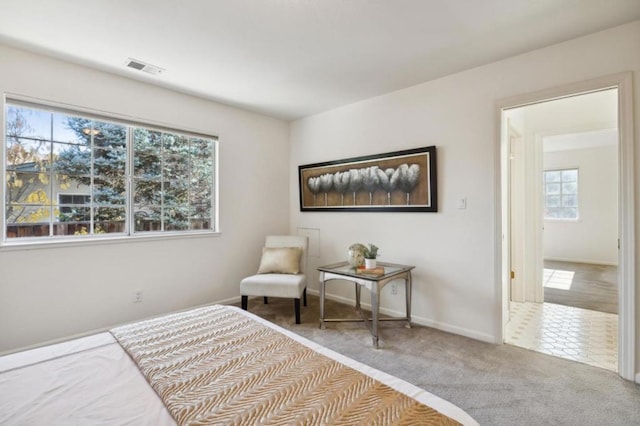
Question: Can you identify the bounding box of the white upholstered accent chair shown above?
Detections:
[240,235,308,324]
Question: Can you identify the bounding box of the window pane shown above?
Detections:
[6,106,51,141]
[134,207,161,232]
[92,121,126,149]
[52,113,84,144]
[7,138,50,169]
[16,186,54,206]
[92,122,127,179]
[134,179,162,205]
[545,171,561,183]
[58,206,91,223]
[164,180,189,206]
[7,204,53,224]
[6,172,43,206]
[53,143,91,176]
[563,208,578,219]
[163,134,189,180]
[134,129,162,178]
[7,220,50,238]
[562,182,577,195]
[191,176,212,228]
[164,207,190,231]
[54,222,91,236]
[95,207,126,234]
[94,147,126,175]
[546,195,560,207]
[52,173,85,197]
[545,208,561,219]
[546,183,560,195]
[190,217,210,230]
[94,178,126,205]
[563,195,577,207]
[562,169,577,182]
[133,128,162,150]
[191,138,212,157]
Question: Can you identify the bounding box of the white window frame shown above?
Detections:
[543,168,579,220]
[2,97,219,247]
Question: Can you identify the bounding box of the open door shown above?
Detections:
[500,116,513,333]
[498,72,635,380]
[506,113,543,305]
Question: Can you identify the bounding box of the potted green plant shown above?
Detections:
[362,243,379,269]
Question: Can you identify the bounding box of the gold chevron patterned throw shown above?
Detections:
[111,305,460,425]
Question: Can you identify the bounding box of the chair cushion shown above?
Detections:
[240,273,307,299]
[257,247,302,274]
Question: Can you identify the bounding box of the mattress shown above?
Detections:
[0,305,477,425]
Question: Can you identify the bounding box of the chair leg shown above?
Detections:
[264,297,268,304]
[294,298,301,324]
[241,295,248,310]
[303,288,307,307]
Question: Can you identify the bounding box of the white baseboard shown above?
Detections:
[214,295,242,305]
[307,289,496,344]
[544,257,618,266]
[636,372,640,384]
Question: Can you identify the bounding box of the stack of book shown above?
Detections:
[355,266,385,277]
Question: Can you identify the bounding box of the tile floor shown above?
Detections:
[505,301,618,372]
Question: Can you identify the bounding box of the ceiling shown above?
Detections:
[543,128,618,153]
[1,1,639,121]
[505,88,619,152]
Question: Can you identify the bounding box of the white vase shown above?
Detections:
[365,258,377,269]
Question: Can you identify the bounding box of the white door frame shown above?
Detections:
[494,72,635,381]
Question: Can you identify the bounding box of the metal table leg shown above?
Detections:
[371,281,379,348]
[405,272,412,328]
[319,272,326,329]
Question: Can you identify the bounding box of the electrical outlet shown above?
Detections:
[133,290,143,303]
[391,283,398,295]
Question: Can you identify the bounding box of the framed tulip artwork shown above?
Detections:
[298,146,437,212]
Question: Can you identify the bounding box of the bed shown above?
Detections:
[0,305,477,425]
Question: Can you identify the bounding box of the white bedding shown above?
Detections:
[0,333,174,425]
[0,306,477,425]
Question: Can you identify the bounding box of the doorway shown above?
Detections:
[497,73,635,380]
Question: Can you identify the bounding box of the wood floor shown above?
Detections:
[543,260,618,314]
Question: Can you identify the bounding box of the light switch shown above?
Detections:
[457,197,467,210]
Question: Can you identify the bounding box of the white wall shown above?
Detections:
[0,44,290,353]
[289,19,640,361]
[544,145,618,265]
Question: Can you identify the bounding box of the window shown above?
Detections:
[4,101,217,242]
[59,194,91,223]
[544,168,578,219]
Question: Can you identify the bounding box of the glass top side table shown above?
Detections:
[317,261,415,348]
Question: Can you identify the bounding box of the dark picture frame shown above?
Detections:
[298,146,437,212]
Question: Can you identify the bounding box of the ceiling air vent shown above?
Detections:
[125,58,164,75]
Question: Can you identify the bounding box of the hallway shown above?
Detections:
[505,301,617,372]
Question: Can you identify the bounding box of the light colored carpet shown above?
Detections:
[236,295,640,426]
